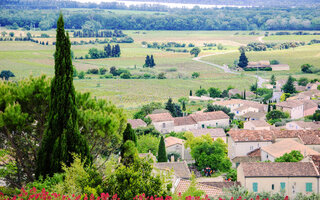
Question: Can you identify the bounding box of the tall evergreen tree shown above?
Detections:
[270,75,276,86]
[268,104,271,113]
[104,44,112,57]
[243,90,246,100]
[157,136,167,162]
[165,98,175,116]
[182,101,186,112]
[121,123,137,158]
[144,55,150,67]
[190,90,192,96]
[150,55,156,67]
[238,52,248,68]
[36,13,91,178]
[282,75,297,94]
[115,44,121,57]
[111,45,116,57]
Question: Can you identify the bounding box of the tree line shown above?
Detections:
[2,7,320,31]
[85,44,121,59]
[73,29,126,38]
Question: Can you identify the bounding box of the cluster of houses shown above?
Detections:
[246,60,290,71]
[126,79,320,198]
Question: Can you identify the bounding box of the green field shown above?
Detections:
[1,28,320,109]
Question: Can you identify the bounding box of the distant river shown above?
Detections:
[75,0,250,8]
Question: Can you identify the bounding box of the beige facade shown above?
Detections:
[276,101,304,119]
[152,120,174,134]
[196,118,229,129]
[228,137,272,160]
[237,162,320,199]
[243,121,271,130]
[173,124,198,132]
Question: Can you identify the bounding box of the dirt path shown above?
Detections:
[192,51,267,87]
[258,35,265,43]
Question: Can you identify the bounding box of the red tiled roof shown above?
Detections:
[155,162,191,178]
[247,148,261,157]
[165,136,184,148]
[189,128,226,138]
[175,179,223,197]
[127,119,147,129]
[299,134,320,145]
[147,113,174,122]
[276,100,303,108]
[190,111,229,122]
[240,162,319,177]
[174,116,197,126]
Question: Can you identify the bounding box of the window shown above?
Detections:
[216,122,218,126]
[272,184,274,190]
[253,182,258,192]
[202,124,205,128]
[306,183,312,192]
[280,182,286,190]
[162,123,166,128]
[236,163,240,168]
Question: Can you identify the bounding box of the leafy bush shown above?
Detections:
[270,60,280,65]
[192,72,200,78]
[120,72,131,79]
[244,67,272,71]
[87,68,99,74]
[195,88,207,97]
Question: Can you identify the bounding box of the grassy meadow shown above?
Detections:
[1,27,320,112]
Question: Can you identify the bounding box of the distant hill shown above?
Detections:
[125,0,320,7]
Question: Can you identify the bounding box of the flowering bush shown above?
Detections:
[0,188,290,200]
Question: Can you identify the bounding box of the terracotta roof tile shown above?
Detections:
[276,100,304,108]
[190,111,229,122]
[240,162,319,177]
[155,162,191,178]
[165,136,184,148]
[147,113,174,122]
[301,100,318,110]
[189,128,226,138]
[174,116,197,126]
[247,148,261,157]
[299,134,320,145]
[261,139,320,158]
[198,182,240,189]
[228,130,274,142]
[175,179,223,197]
[244,120,271,128]
[127,119,147,129]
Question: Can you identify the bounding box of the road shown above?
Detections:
[192,51,267,87]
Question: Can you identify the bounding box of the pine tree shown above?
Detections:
[190,90,192,96]
[282,75,296,94]
[238,52,248,68]
[36,13,91,178]
[150,55,155,67]
[157,136,167,162]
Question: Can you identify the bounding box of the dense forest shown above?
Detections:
[1,0,320,9]
[1,7,320,31]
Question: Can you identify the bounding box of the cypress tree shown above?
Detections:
[36,13,91,178]
[238,52,248,68]
[182,101,186,112]
[104,44,112,57]
[190,90,192,96]
[165,98,176,116]
[111,45,116,57]
[115,44,121,57]
[144,55,150,67]
[120,123,137,158]
[150,55,155,67]
[273,104,276,110]
[243,90,246,100]
[268,104,271,113]
[157,136,167,162]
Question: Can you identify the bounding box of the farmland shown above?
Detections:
[1,28,320,111]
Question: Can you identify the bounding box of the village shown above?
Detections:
[126,77,320,199]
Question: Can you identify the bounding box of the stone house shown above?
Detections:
[234,106,260,117]
[237,162,319,198]
[260,139,320,162]
[127,119,147,129]
[228,130,273,167]
[241,111,266,121]
[147,113,174,134]
[301,100,318,117]
[243,120,272,131]
[189,111,230,129]
[189,128,226,143]
[306,82,320,90]
[276,100,304,119]
[173,116,198,132]
[214,99,267,113]
[286,121,320,130]
[165,136,192,162]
